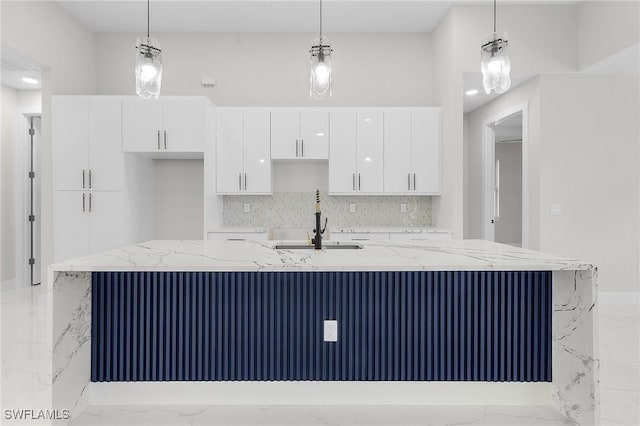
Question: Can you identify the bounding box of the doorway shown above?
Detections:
[482,103,529,248]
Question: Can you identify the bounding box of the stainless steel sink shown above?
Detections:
[274,242,363,250]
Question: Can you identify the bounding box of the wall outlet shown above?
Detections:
[349,204,357,213]
[400,203,407,213]
[324,320,338,342]
[550,204,562,215]
[243,203,251,213]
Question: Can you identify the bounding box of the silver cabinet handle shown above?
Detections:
[301,140,304,157]
[89,193,92,212]
[164,130,167,150]
[244,173,247,190]
[82,193,85,212]
[358,173,361,190]
[352,173,355,191]
[82,170,86,189]
[89,169,92,189]
[408,173,411,190]
[157,130,161,150]
[239,173,242,190]
[296,140,299,157]
[413,173,416,191]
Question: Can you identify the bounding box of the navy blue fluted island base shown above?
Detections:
[91,271,551,383]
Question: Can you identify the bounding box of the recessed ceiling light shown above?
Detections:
[22,77,39,85]
[465,89,479,96]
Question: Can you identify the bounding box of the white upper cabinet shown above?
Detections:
[123,98,205,153]
[271,109,329,159]
[216,109,271,194]
[53,97,123,191]
[383,108,441,194]
[328,111,383,194]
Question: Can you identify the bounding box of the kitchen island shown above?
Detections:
[49,240,598,425]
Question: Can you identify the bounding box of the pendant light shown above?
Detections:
[135,0,162,99]
[481,0,511,95]
[309,0,333,100]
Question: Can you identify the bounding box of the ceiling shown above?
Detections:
[462,71,536,113]
[58,0,580,34]
[494,111,523,142]
[1,47,42,90]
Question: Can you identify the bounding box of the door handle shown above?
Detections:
[82,193,85,212]
[164,130,167,150]
[358,173,361,190]
[239,173,242,190]
[296,140,299,157]
[413,173,416,191]
[244,173,247,190]
[89,169,92,189]
[157,130,161,150]
[301,140,304,157]
[82,169,86,189]
[407,173,411,190]
[89,193,92,212]
[352,173,355,191]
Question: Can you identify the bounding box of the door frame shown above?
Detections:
[481,102,529,248]
[14,107,42,287]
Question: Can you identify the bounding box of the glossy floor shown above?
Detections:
[1,284,638,425]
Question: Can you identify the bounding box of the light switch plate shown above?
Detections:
[550,204,562,215]
[243,203,251,213]
[349,204,357,213]
[400,203,407,213]
[324,320,338,342]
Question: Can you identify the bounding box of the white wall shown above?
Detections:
[1,1,96,285]
[1,85,18,283]
[94,32,434,107]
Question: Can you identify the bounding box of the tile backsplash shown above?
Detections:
[223,192,432,229]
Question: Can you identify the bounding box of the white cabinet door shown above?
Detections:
[243,110,272,194]
[300,111,329,159]
[89,98,123,191]
[53,191,89,262]
[216,109,245,193]
[271,110,299,159]
[53,97,89,191]
[356,111,384,193]
[329,111,357,193]
[411,109,441,194]
[383,111,412,193]
[122,99,163,152]
[163,99,205,152]
[88,191,124,254]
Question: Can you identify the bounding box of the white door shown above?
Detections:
[356,111,384,193]
[216,109,245,193]
[300,110,329,159]
[411,109,441,194]
[52,97,89,191]
[271,110,299,159]
[122,99,163,152]
[53,191,89,262]
[329,111,357,193]
[89,98,124,191]
[243,110,272,193]
[88,191,124,254]
[163,99,205,152]
[383,111,412,193]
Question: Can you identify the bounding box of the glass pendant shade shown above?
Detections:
[481,31,511,95]
[135,36,163,99]
[310,37,332,100]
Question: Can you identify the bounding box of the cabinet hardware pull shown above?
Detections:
[157,130,161,150]
[352,173,355,191]
[408,173,411,190]
[164,130,167,149]
[413,173,416,191]
[301,140,304,157]
[239,173,242,190]
[89,170,92,189]
[89,193,92,212]
[296,140,299,157]
[244,173,247,190]
[82,193,85,212]
[82,170,86,189]
[358,173,361,190]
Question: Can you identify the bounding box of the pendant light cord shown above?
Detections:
[319,0,323,42]
[147,0,150,38]
[493,0,496,33]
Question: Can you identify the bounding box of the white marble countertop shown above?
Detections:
[331,227,452,234]
[50,239,593,273]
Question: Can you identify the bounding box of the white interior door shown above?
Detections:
[299,110,329,159]
[356,111,384,193]
[89,98,123,191]
[270,110,299,159]
[53,191,89,262]
[163,99,205,152]
[383,111,412,193]
[411,109,441,194]
[122,99,163,152]
[216,109,245,193]
[243,110,271,193]
[328,111,357,193]
[88,191,124,254]
[52,97,89,190]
